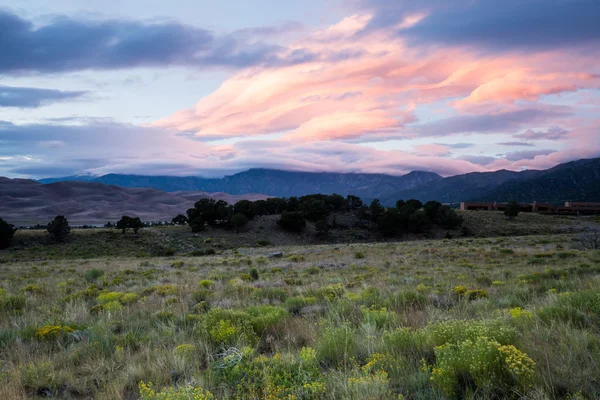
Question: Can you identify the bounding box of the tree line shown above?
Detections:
[176,194,465,237]
[0,194,519,250]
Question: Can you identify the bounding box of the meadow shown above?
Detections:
[1,214,600,399]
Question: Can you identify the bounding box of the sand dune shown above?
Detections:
[0,178,270,225]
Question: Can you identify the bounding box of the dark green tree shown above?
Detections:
[405,199,423,210]
[346,195,363,210]
[278,211,306,232]
[233,200,255,219]
[302,199,330,222]
[437,206,463,228]
[116,216,143,235]
[423,201,443,220]
[0,218,17,249]
[377,208,403,237]
[369,199,385,223]
[395,200,406,210]
[504,201,520,220]
[231,213,249,232]
[172,214,188,225]
[47,215,71,242]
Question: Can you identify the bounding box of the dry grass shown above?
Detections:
[1,228,600,398]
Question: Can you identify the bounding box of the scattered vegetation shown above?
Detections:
[0,229,599,399]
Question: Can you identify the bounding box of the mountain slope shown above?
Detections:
[39,169,442,199]
[381,169,540,205]
[475,158,600,203]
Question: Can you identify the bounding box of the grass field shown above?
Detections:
[1,214,600,399]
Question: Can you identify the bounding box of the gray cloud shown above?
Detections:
[457,155,497,165]
[356,0,600,52]
[496,141,535,147]
[0,10,312,75]
[412,108,570,137]
[0,85,86,108]
[505,149,556,161]
[514,127,570,140]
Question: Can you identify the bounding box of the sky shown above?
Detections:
[1,0,599,179]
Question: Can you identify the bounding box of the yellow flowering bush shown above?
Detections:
[35,325,74,341]
[212,347,325,399]
[430,336,535,398]
[96,291,124,304]
[138,381,214,400]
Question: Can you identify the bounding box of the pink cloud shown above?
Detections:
[148,11,600,177]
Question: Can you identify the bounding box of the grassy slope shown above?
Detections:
[1,211,593,262]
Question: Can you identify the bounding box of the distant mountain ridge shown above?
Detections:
[32,157,600,209]
[39,169,443,201]
[382,158,600,205]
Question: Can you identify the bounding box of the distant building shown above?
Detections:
[459,201,600,214]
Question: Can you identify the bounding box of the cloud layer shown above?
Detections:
[2,2,600,179]
[0,10,308,74]
[0,85,86,108]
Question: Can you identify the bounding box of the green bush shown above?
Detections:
[211,347,324,399]
[84,268,105,282]
[139,381,214,400]
[431,336,535,398]
[247,305,287,333]
[285,296,318,314]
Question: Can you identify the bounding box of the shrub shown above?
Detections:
[0,217,17,249]
[103,301,124,312]
[0,292,27,312]
[431,336,535,398]
[285,296,318,314]
[20,284,44,295]
[35,325,74,341]
[355,251,365,259]
[211,347,324,399]
[120,293,139,304]
[203,308,257,346]
[426,319,517,348]
[247,305,287,333]
[249,268,259,281]
[278,211,306,232]
[198,279,215,289]
[84,268,105,282]
[316,283,345,300]
[139,382,214,400]
[96,291,125,304]
[231,213,249,232]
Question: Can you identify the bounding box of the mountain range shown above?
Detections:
[384,157,600,205]
[2,157,599,223]
[39,169,442,201]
